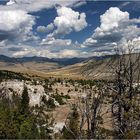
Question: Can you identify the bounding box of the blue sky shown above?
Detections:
[0,0,140,58]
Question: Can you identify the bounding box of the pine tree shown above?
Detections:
[19,116,39,139]
[62,104,79,139]
[20,85,29,115]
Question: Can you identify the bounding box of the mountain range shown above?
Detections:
[1,54,138,80]
[0,54,114,79]
[0,55,87,66]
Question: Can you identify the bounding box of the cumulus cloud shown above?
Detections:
[46,23,54,32]
[40,6,87,49]
[0,40,8,47]
[37,26,47,33]
[59,49,79,58]
[3,3,140,58]
[53,6,87,36]
[98,7,129,32]
[82,7,140,54]
[0,1,89,58]
[6,0,16,6]
[37,23,54,33]
[4,44,81,58]
[12,48,30,57]
[41,36,71,47]
[0,10,36,42]
[0,43,35,57]
[2,0,85,12]
[0,41,94,58]
[37,49,80,58]
[0,40,92,58]
[0,10,33,31]
[118,37,140,54]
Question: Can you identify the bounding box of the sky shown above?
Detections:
[0,0,140,58]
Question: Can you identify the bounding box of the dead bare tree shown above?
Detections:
[76,84,112,139]
[109,40,140,139]
[62,40,140,139]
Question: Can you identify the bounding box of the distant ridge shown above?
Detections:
[0,54,120,79]
[0,55,87,66]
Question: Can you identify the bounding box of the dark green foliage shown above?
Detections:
[0,101,19,139]
[19,116,39,139]
[0,70,30,81]
[43,79,53,93]
[20,85,29,114]
[52,93,65,105]
[0,86,53,139]
[61,104,79,139]
[63,94,71,99]
[42,95,56,109]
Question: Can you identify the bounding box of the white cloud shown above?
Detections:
[53,6,87,36]
[41,36,71,47]
[12,48,30,57]
[37,49,79,58]
[59,49,79,58]
[37,26,47,33]
[37,23,54,33]
[84,38,97,47]
[3,0,85,12]
[6,0,16,6]
[8,45,80,58]
[118,37,140,54]
[0,3,88,58]
[0,10,36,42]
[0,43,35,57]
[98,7,129,32]
[0,1,88,58]
[0,10,34,31]
[82,7,140,54]
[0,41,94,58]
[46,23,54,32]
[0,40,8,47]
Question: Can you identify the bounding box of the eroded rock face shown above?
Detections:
[0,79,47,106]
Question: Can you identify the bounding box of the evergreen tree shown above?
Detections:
[62,104,79,139]
[0,101,18,139]
[0,82,54,139]
[20,85,29,114]
[19,116,39,139]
